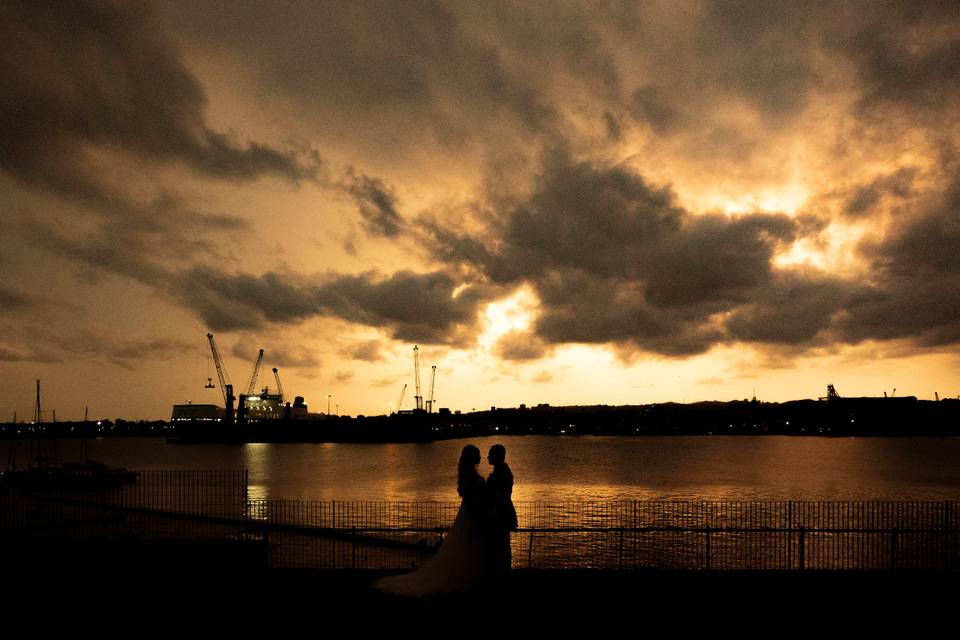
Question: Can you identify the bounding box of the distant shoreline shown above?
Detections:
[3,395,958,442]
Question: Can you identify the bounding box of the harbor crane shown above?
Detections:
[207,333,231,405]
[396,383,407,414]
[413,345,423,411]
[820,384,841,401]
[426,365,437,413]
[273,367,285,403]
[34,379,42,424]
[206,333,237,423]
[204,348,216,389]
[246,349,265,395]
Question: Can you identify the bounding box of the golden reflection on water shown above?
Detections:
[380,443,402,502]
[84,435,960,502]
[2,435,957,501]
[243,442,270,500]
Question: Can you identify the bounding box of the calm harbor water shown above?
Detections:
[5,435,960,503]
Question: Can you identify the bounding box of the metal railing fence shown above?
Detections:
[2,471,957,571]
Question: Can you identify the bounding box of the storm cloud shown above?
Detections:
[494,330,551,362]
[4,1,960,418]
[424,139,960,357]
[163,0,561,155]
[340,340,387,363]
[13,1,960,360]
[0,286,33,311]
[163,266,497,344]
[848,2,960,118]
[426,150,819,355]
[341,169,406,237]
[840,169,960,346]
[231,338,321,370]
[0,321,194,368]
[0,0,318,210]
[844,168,917,218]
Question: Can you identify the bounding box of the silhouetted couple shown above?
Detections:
[374,444,518,597]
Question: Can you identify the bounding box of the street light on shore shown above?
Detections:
[327,394,331,415]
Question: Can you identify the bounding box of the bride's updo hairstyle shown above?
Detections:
[457,445,481,498]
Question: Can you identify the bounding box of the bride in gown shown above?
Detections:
[374,445,489,597]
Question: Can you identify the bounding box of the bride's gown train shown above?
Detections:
[374,493,488,597]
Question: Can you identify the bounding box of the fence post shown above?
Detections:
[705,526,711,570]
[943,502,950,572]
[264,527,273,570]
[528,528,535,569]
[890,527,898,571]
[618,527,624,569]
[243,469,249,507]
[799,526,805,571]
[788,502,793,570]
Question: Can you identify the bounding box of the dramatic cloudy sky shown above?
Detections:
[2,0,959,419]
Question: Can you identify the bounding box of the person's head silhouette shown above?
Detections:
[487,444,506,466]
[459,444,481,471]
[457,445,482,498]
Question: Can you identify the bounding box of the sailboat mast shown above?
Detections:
[34,380,41,424]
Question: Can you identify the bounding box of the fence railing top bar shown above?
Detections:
[132,469,249,474]
[242,498,960,507]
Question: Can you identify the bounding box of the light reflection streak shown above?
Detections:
[242,442,270,500]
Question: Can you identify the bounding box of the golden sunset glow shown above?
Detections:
[478,288,538,350]
[2,1,960,419]
[717,186,811,217]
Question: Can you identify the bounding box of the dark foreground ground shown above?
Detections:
[2,566,954,632]
[1,540,954,631]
